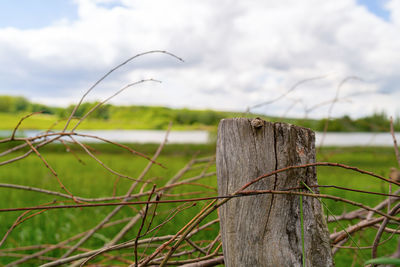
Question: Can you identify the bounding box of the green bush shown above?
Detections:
[62,102,111,120]
[0,95,30,112]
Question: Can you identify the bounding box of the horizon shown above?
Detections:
[0,93,396,121]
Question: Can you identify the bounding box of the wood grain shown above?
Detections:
[216,118,333,267]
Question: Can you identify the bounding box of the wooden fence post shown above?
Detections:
[216,118,333,267]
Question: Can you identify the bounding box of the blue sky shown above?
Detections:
[0,1,391,28]
[0,0,78,29]
[357,0,390,21]
[0,0,399,119]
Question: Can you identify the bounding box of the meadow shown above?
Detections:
[0,143,399,266]
[0,143,218,266]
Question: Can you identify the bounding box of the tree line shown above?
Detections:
[0,95,398,132]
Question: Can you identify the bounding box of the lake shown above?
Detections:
[315,132,400,147]
[0,130,209,144]
[0,130,399,146]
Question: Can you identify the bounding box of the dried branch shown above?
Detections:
[237,190,400,222]
[5,216,145,266]
[105,147,198,247]
[180,255,224,267]
[134,186,157,267]
[57,125,171,261]
[25,139,77,201]
[62,50,183,132]
[70,135,149,183]
[39,236,177,267]
[240,161,400,192]
[318,76,363,149]
[247,75,328,112]
[10,111,43,140]
[76,203,196,267]
[330,217,384,244]
[390,117,400,168]
[71,79,161,131]
[371,202,400,259]
[206,234,220,255]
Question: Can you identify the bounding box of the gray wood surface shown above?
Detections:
[216,118,333,267]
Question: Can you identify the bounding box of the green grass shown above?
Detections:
[0,112,209,131]
[0,144,399,266]
[0,143,217,265]
[317,146,397,212]
[317,146,399,266]
[0,113,59,131]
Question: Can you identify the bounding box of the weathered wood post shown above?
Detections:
[216,118,333,267]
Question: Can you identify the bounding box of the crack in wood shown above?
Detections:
[216,118,333,267]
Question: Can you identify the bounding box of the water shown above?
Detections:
[0,130,399,146]
[0,130,209,144]
[315,132,400,147]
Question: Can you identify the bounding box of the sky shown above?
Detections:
[0,0,399,119]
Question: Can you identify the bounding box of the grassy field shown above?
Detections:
[0,143,217,266]
[0,112,213,131]
[0,143,399,266]
[317,146,399,266]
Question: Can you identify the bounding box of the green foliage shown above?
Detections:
[60,102,111,120]
[0,96,29,113]
[12,96,30,112]
[0,95,59,115]
[29,103,54,114]
[313,112,400,132]
[0,95,399,132]
[316,115,355,132]
[354,111,391,132]
[173,108,224,126]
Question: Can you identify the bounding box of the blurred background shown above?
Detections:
[0,0,399,120]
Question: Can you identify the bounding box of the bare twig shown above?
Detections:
[390,117,400,168]
[105,142,197,247]
[75,203,196,267]
[62,50,183,132]
[70,135,148,182]
[318,76,363,150]
[135,186,156,266]
[72,79,161,131]
[57,124,172,262]
[5,216,142,266]
[247,75,328,112]
[180,255,224,267]
[25,139,77,201]
[371,202,400,259]
[10,111,43,140]
[39,236,177,267]
[206,234,221,255]
[239,161,400,192]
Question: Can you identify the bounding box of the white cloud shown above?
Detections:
[0,0,399,118]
